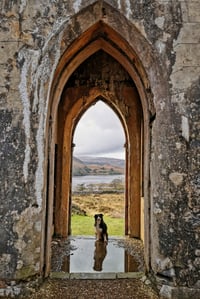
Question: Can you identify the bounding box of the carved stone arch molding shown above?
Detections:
[45,1,167,275]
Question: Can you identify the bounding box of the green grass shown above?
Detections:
[71,215,124,236]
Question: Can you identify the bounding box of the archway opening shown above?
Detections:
[71,100,126,237]
[53,50,143,240]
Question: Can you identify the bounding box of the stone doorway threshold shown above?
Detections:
[50,271,144,279]
[51,236,145,279]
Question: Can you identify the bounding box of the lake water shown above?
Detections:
[72,174,124,191]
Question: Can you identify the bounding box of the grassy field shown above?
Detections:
[71,193,125,236]
[71,214,124,236]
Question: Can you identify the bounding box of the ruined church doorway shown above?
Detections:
[46,20,153,275]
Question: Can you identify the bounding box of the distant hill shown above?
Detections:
[72,156,125,176]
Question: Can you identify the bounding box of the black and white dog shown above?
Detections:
[94,214,108,243]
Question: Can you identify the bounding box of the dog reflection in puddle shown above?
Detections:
[93,240,107,271]
[93,214,108,271]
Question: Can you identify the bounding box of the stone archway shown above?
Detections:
[55,50,142,241]
[45,13,158,275]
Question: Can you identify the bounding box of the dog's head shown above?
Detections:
[94,213,104,224]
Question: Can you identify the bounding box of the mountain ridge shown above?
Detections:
[73,156,125,176]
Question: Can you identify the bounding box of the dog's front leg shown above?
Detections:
[95,218,102,240]
[95,226,102,241]
[103,234,108,244]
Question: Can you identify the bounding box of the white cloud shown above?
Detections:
[73,101,125,159]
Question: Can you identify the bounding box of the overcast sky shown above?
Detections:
[73,101,125,160]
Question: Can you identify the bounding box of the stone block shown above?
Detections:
[50,272,70,279]
[0,18,20,41]
[174,24,200,46]
[160,285,200,299]
[170,66,200,91]
[0,41,20,63]
[70,272,116,279]
[117,272,144,279]
[174,44,200,67]
[188,1,200,22]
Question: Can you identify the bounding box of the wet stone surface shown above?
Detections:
[19,237,159,298]
[51,236,145,274]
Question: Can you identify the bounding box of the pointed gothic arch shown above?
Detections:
[44,3,164,275]
[56,74,142,222]
[70,98,126,235]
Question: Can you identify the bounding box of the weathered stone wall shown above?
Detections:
[150,0,200,292]
[0,0,199,297]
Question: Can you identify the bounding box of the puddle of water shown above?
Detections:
[52,236,141,273]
